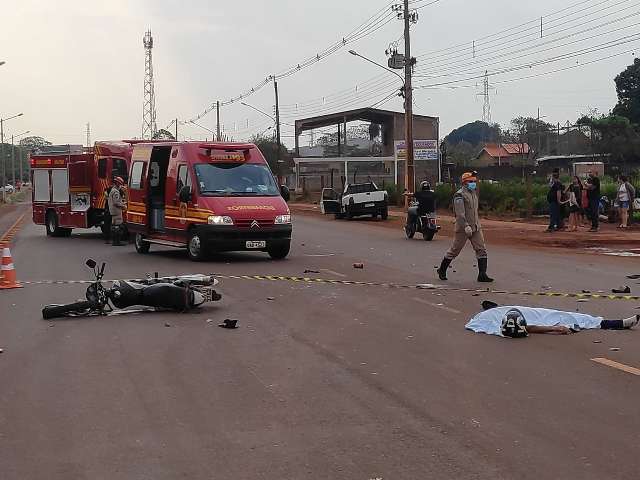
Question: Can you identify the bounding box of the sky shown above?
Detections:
[1,0,638,148]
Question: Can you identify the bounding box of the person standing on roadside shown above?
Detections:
[108,176,126,246]
[563,176,582,232]
[617,175,635,229]
[437,172,494,283]
[585,170,601,232]
[546,169,564,232]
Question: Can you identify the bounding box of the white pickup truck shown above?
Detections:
[321,182,389,220]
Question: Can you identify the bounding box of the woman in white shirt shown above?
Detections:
[617,175,633,228]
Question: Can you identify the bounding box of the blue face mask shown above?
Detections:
[466,182,477,191]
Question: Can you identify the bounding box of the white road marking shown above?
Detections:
[412,297,462,314]
[591,357,640,376]
[321,268,347,278]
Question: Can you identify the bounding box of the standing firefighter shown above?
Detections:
[437,172,494,283]
[108,176,126,246]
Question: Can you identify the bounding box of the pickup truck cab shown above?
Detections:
[321,182,388,220]
[126,141,292,261]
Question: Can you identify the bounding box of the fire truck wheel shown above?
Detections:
[45,211,71,237]
[134,233,151,254]
[187,229,207,262]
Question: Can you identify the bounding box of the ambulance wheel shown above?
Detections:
[134,233,151,254]
[187,229,207,261]
[267,242,290,260]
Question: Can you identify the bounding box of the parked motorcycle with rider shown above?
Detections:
[404,181,440,241]
[42,259,222,319]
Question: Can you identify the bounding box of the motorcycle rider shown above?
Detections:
[108,176,126,246]
[437,172,494,283]
[405,180,436,228]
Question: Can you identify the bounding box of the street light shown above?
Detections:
[349,49,415,200]
[189,120,216,140]
[348,50,405,85]
[11,130,30,185]
[1,112,24,202]
[240,102,276,122]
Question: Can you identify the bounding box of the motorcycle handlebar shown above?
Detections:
[99,263,106,278]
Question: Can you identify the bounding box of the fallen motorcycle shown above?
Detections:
[42,259,221,319]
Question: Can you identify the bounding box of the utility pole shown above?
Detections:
[537,108,542,158]
[274,79,282,177]
[1,118,4,199]
[11,135,15,187]
[175,118,178,140]
[404,0,415,194]
[86,122,91,148]
[142,30,157,139]
[216,101,221,141]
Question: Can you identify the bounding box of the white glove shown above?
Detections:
[464,225,473,238]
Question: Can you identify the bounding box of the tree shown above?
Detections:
[612,58,640,125]
[152,129,175,140]
[578,114,640,164]
[445,121,500,146]
[18,136,51,152]
[250,134,291,175]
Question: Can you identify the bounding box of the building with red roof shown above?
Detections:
[475,143,530,167]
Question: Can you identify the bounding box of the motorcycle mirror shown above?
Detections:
[86,259,97,269]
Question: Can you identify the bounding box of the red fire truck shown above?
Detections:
[31,142,132,236]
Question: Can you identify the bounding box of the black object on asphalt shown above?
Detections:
[304,270,320,274]
[219,319,238,329]
[482,300,499,310]
[612,286,631,294]
[626,274,640,279]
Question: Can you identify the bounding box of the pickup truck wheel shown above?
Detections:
[187,230,207,261]
[346,206,354,220]
[134,233,151,254]
[380,207,389,220]
[268,242,290,260]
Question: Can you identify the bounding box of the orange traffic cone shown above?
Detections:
[0,245,22,289]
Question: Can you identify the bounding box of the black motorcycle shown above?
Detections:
[42,259,222,319]
[405,201,440,241]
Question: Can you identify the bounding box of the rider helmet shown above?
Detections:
[113,176,125,186]
[500,308,528,338]
[420,181,431,191]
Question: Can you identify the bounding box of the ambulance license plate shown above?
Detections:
[246,241,266,249]
[365,203,375,207]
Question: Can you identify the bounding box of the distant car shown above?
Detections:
[321,182,388,220]
[2,184,14,194]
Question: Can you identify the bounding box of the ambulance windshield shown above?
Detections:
[194,162,280,196]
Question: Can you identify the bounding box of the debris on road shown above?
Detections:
[164,322,172,327]
[267,296,275,301]
[626,274,640,279]
[593,340,603,343]
[609,347,621,352]
[303,269,320,274]
[206,319,214,324]
[612,286,631,294]
[219,319,238,329]
[581,290,591,293]
[353,263,364,269]
[0,348,4,354]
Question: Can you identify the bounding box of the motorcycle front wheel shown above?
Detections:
[405,221,416,239]
[423,229,436,241]
[42,300,91,320]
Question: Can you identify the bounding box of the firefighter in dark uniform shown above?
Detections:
[108,176,126,246]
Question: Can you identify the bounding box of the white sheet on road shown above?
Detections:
[466,306,603,337]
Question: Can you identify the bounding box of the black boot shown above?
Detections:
[477,258,494,283]
[437,258,452,281]
[112,226,123,246]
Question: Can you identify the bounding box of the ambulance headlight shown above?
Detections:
[274,214,291,224]
[207,215,234,225]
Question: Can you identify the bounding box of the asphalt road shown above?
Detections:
[1,207,640,479]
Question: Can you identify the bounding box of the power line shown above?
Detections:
[184,1,401,123]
